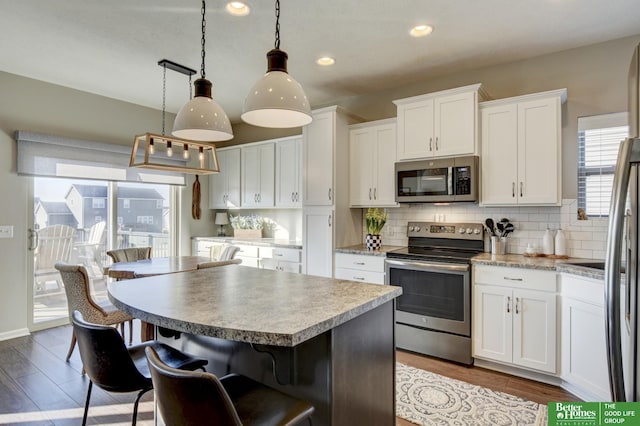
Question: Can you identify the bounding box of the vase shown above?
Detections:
[365,234,382,250]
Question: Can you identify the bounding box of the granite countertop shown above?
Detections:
[192,236,302,250]
[335,244,405,257]
[472,253,605,280]
[109,265,402,347]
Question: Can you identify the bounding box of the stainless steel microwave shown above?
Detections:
[395,156,479,203]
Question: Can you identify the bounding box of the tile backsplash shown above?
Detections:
[374,199,608,259]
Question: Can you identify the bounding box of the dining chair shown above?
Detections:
[106,246,152,263]
[72,311,208,426]
[209,243,240,261]
[55,262,133,361]
[145,346,314,426]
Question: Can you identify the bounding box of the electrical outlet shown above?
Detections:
[0,225,14,238]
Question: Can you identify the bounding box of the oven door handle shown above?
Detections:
[385,259,469,273]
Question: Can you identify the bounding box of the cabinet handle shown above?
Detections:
[520,182,524,197]
[292,192,295,202]
[369,188,372,200]
[354,262,365,265]
[353,276,365,281]
[506,296,511,313]
[374,188,377,200]
[435,136,439,151]
[295,192,299,202]
[254,193,257,202]
[258,193,261,203]
[515,297,520,314]
[429,137,433,151]
[275,253,283,257]
[512,182,515,198]
[328,188,332,201]
[328,215,332,227]
[503,276,523,281]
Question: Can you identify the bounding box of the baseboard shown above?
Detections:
[0,328,30,342]
[473,358,562,387]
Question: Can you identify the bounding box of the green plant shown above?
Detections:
[230,214,264,230]
[365,208,387,235]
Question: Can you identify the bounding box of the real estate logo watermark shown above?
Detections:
[548,402,640,425]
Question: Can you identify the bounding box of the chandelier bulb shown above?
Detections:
[149,138,155,155]
[183,143,190,159]
[166,141,173,157]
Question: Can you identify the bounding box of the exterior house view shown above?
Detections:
[1,1,640,425]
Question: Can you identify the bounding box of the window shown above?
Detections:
[123,199,130,208]
[92,198,105,208]
[137,216,154,224]
[578,113,629,217]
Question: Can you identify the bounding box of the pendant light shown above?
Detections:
[172,0,233,141]
[241,0,312,128]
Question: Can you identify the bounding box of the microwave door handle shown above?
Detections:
[448,167,453,195]
[605,137,640,401]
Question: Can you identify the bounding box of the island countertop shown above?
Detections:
[108,265,401,347]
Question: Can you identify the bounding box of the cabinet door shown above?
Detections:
[349,128,375,206]
[517,97,560,204]
[480,104,519,205]
[303,111,334,205]
[241,144,274,207]
[209,150,229,209]
[209,148,240,209]
[512,289,556,373]
[303,208,333,278]
[241,146,260,208]
[373,124,397,206]
[434,91,476,157]
[397,99,434,160]
[561,297,610,400]
[257,143,275,207]
[473,284,512,364]
[276,137,302,207]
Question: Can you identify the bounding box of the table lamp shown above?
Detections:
[215,212,229,236]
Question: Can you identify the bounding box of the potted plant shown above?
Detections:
[365,208,387,250]
[230,214,264,239]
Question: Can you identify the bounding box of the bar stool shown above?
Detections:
[146,346,314,425]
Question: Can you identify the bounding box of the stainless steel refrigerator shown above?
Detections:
[606,42,640,402]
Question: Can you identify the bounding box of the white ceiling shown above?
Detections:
[1,0,639,124]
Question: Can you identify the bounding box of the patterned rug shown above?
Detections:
[396,363,547,425]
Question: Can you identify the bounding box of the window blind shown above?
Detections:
[577,113,629,217]
[16,131,186,186]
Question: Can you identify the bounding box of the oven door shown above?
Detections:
[385,258,470,336]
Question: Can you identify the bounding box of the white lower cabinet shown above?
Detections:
[303,208,333,278]
[260,247,302,273]
[473,265,557,374]
[560,273,610,401]
[334,253,385,285]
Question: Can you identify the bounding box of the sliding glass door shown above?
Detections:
[29,177,176,330]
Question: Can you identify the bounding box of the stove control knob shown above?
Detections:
[458,228,466,234]
[466,228,473,235]
[473,228,481,235]
[408,226,414,232]
[415,226,421,232]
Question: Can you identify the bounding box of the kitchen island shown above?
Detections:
[109,264,401,426]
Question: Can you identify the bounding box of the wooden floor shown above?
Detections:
[0,323,579,425]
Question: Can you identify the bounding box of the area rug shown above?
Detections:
[396,363,547,425]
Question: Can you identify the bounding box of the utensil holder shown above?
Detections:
[491,236,507,255]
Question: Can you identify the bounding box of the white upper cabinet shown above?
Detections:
[241,142,275,208]
[209,147,241,209]
[275,136,302,208]
[394,84,483,160]
[480,89,566,206]
[303,110,334,205]
[349,119,398,207]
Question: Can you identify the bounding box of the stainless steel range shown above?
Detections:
[385,221,484,365]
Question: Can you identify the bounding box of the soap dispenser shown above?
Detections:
[542,228,554,255]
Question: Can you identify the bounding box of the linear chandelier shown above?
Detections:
[130,59,220,175]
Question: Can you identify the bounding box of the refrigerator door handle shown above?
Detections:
[606,137,640,401]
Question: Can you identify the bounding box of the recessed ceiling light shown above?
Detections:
[316,56,335,66]
[410,24,433,38]
[226,2,250,16]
